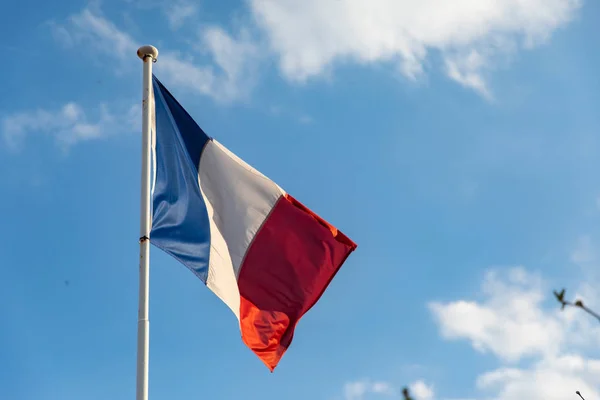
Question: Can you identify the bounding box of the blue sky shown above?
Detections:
[2,0,600,399]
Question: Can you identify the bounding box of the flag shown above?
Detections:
[149,75,357,371]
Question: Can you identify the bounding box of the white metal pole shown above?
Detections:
[136,44,158,400]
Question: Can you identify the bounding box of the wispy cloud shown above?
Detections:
[340,379,435,400]
[158,27,260,102]
[50,1,582,102]
[444,50,492,100]
[248,0,582,98]
[165,1,198,30]
[268,105,314,125]
[1,102,138,151]
[50,7,260,103]
[51,8,137,59]
[343,379,395,400]
[297,114,314,125]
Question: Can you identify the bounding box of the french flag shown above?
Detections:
[149,75,357,371]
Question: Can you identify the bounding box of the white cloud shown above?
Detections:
[476,355,600,400]
[410,380,435,400]
[166,1,197,29]
[51,1,582,102]
[51,8,259,103]
[428,264,600,400]
[157,27,259,102]
[343,379,395,399]
[1,102,138,151]
[52,8,137,59]
[344,381,370,399]
[444,50,492,100]
[429,267,563,362]
[248,0,582,97]
[340,379,437,400]
[337,260,600,400]
[371,382,394,395]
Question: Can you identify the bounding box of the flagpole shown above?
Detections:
[136,44,158,400]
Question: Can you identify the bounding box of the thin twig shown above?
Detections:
[553,289,600,323]
[580,303,600,323]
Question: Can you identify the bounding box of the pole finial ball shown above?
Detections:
[137,45,159,62]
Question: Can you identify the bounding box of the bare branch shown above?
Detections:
[553,288,600,323]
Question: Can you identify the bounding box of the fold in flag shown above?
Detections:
[149,75,357,371]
